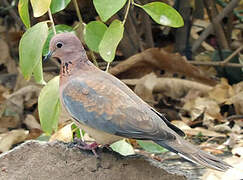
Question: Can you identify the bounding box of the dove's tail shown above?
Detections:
[154,136,232,171]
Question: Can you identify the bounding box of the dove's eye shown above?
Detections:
[56,42,63,48]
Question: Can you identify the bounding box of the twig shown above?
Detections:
[73,0,83,24]
[48,9,56,35]
[123,0,131,25]
[221,44,243,64]
[72,0,98,67]
[203,0,229,50]
[216,0,243,22]
[226,115,243,121]
[133,2,143,8]
[189,61,243,68]
[191,44,243,67]
[106,62,110,72]
[192,0,240,52]
[98,61,119,70]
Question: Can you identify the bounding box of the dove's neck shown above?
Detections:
[60,54,96,84]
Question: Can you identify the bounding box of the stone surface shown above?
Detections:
[0,141,187,180]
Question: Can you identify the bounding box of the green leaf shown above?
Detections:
[43,24,74,56]
[141,2,184,28]
[99,20,124,63]
[36,134,50,141]
[38,76,60,135]
[137,140,168,154]
[33,60,46,85]
[71,123,81,139]
[18,0,30,28]
[50,0,71,14]
[110,139,135,156]
[19,22,48,80]
[93,0,127,22]
[84,21,107,52]
[30,0,51,17]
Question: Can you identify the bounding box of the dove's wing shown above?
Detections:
[62,73,176,141]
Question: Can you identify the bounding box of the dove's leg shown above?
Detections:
[68,138,99,157]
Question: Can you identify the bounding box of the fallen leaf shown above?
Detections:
[0,116,21,133]
[182,97,222,124]
[232,147,243,157]
[202,157,243,180]
[213,122,232,133]
[171,120,226,137]
[23,114,41,130]
[0,39,17,73]
[137,140,167,154]
[123,77,213,99]
[49,123,73,143]
[26,129,43,140]
[0,129,29,152]
[153,78,212,99]
[208,78,235,104]
[134,72,157,104]
[200,147,224,155]
[229,92,243,115]
[4,85,41,113]
[110,139,135,156]
[109,48,216,85]
[0,39,9,62]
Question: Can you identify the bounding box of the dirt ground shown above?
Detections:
[0,141,187,180]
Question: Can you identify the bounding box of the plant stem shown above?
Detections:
[73,0,83,24]
[72,0,99,67]
[133,2,143,8]
[123,0,131,25]
[48,9,56,35]
[106,62,110,72]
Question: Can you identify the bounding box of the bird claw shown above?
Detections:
[69,139,99,158]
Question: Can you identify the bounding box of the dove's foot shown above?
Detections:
[68,138,99,157]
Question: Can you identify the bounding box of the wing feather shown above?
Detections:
[62,74,175,141]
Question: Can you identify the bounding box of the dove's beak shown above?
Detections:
[43,50,53,61]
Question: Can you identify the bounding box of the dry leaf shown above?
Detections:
[202,157,243,180]
[229,92,243,115]
[49,123,73,143]
[172,120,225,137]
[0,129,29,152]
[0,116,20,133]
[0,39,17,73]
[183,97,223,125]
[208,78,235,104]
[123,77,213,99]
[134,73,157,104]
[4,85,41,113]
[109,48,216,85]
[200,147,224,155]
[23,114,41,130]
[153,78,212,99]
[213,122,232,133]
[188,127,226,137]
[26,129,43,140]
[232,147,243,157]
[171,120,191,130]
[0,39,9,63]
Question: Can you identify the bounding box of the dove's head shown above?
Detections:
[45,32,85,63]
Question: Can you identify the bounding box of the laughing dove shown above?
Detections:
[45,32,231,171]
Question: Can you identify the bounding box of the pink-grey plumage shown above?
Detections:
[47,32,231,171]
